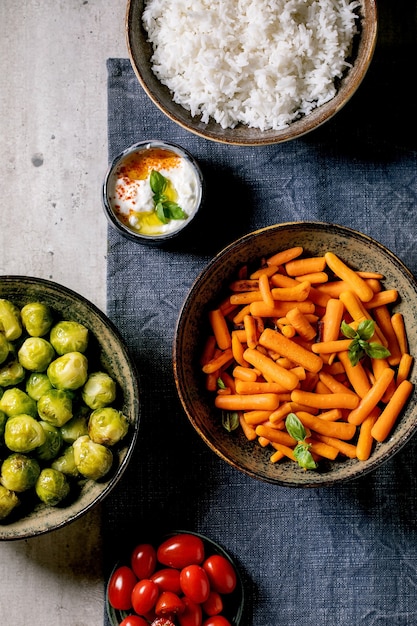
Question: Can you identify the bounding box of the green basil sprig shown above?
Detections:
[285,413,317,470]
[150,170,187,224]
[340,319,390,367]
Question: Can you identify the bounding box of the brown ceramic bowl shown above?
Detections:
[126,0,377,146]
[0,276,140,540]
[173,223,417,487]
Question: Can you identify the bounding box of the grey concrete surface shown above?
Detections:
[0,1,127,624]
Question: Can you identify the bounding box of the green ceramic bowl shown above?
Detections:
[0,276,140,540]
[173,222,417,487]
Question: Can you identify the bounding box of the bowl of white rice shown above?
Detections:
[126,0,377,146]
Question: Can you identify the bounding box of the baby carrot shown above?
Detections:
[363,289,399,309]
[208,309,232,350]
[232,365,258,382]
[285,256,326,277]
[311,339,352,354]
[266,246,303,267]
[356,408,379,461]
[258,272,275,308]
[318,372,357,396]
[243,314,258,349]
[270,281,311,302]
[306,438,339,460]
[372,305,402,366]
[313,434,357,459]
[235,380,291,395]
[347,367,395,426]
[296,411,357,440]
[259,327,323,373]
[391,312,408,354]
[231,332,248,367]
[250,265,279,279]
[243,347,300,390]
[291,389,360,410]
[239,415,257,441]
[249,301,315,318]
[396,353,413,386]
[371,380,414,442]
[337,350,372,398]
[270,442,297,462]
[215,393,281,412]
[270,449,286,463]
[202,348,234,374]
[255,424,296,446]
[232,304,252,325]
[294,271,328,284]
[321,298,345,343]
[324,252,374,302]
[285,307,317,341]
[243,410,273,426]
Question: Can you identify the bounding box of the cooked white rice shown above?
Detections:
[142,0,360,131]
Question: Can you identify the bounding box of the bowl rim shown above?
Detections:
[0,275,140,540]
[173,221,417,487]
[125,0,378,146]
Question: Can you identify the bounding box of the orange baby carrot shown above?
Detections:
[270,442,297,462]
[208,309,232,350]
[243,347,300,390]
[255,424,296,446]
[295,271,328,284]
[321,298,345,343]
[311,339,352,354]
[371,380,414,442]
[312,434,357,459]
[270,281,311,302]
[372,305,402,366]
[266,246,303,267]
[337,350,371,398]
[281,324,296,338]
[232,365,258,382]
[291,389,360,410]
[285,307,317,341]
[363,289,399,309]
[231,332,248,367]
[347,367,395,426]
[243,314,258,349]
[306,438,339,460]
[270,449,286,463]
[230,291,263,305]
[259,327,323,373]
[215,393,281,412]
[315,408,343,421]
[243,410,273,426]
[285,256,326,277]
[324,252,374,302]
[318,372,356,396]
[391,312,408,354]
[258,272,275,308]
[229,279,259,292]
[232,304,252,325]
[202,348,234,374]
[356,408,380,461]
[250,265,280,279]
[239,415,257,441]
[396,353,413,386]
[235,380,291,395]
[296,411,357,440]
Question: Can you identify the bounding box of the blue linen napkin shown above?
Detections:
[104,3,417,624]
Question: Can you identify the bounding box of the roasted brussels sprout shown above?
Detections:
[0,333,10,365]
[4,414,46,453]
[88,407,129,446]
[51,445,80,477]
[17,337,55,372]
[82,371,117,410]
[49,321,89,355]
[47,351,88,391]
[0,453,41,492]
[0,299,22,341]
[35,468,70,506]
[36,421,63,461]
[26,372,53,401]
[0,387,37,418]
[73,435,113,480]
[0,360,25,387]
[0,409,7,437]
[20,302,54,337]
[0,484,20,520]
[60,411,89,444]
[37,388,73,427]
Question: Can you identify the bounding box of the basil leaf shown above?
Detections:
[155,202,168,224]
[341,320,358,339]
[217,378,226,390]
[364,342,391,359]
[222,411,239,432]
[294,443,317,470]
[150,170,166,196]
[162,201,187,220]
[285,413,306,442]
[356,319,375,341]
[348,340,363,367]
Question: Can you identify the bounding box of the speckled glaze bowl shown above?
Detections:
[0,276,140,540]
[126,0,377,146]
[173,222,417,487]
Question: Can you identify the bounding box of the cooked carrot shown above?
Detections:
[371,380,414,442]
[324,252,374,302]
[291,389,360,410]
[255,424,296,446]
[205,371,219,392]
[313,434,357,459]
[281,324,296,338]
[295,271,328,284]
[229,279,259,292]
[372,305,402,366]
[270,448,286,463]
[208,309,232,350]
[215,393,281,412]
[363,289,399,309]
[315,380,332,394]
[243,314,258,349]
[235,380,291,395]
[270,442,297,462]
[231,332,248,367]
[339,290,370,322]
[285,256,326,277]
[396,353,414,386]
[370,357,396,403]
[259,327,323,373]
[232,304,252,325]
[286,307,317,341]
[220,371,236,394]
[337,350,371,398]
[305,437,339,460]
[202,348,234,374]
[391,312,408,354]
[347,367,395,426]
[356,271,384,279]
[230,291,264,305]
[243,347,300,390]
[266,246,303,267]
[239,415,257,441]
[311,339,352,354]
[243,410,273,426]
[318,371,357,396]
[270,281,311,302]
[258,272,275,308]
[232,365,258,382]
[270,273,299,288]
[356,408,380,461]
[250,265,279,279]
[315,408,343,421]
[296,410,357,440]
[321,298,345,342]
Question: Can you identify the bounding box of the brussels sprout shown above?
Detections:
[0,360,25,387]
[0,409,7,437]
[0,484,20,520]
[35,468,70,506]
[0,299,22,341]
[0,388,37,418]
[17,337,55,372]
[73,435,113,480]
[20,301,54,337]
[49,321,89,355]
[4,414,46,453]
[82,371,117,410]
[0,333,11,365]
[36,421,63,461]
[26,372,53,401]
[60,411,89,444]
[88,407,129,446]
[37,389,73,427]
[47,351,88,391]
[51,445,80,477]
[0,453,40,492]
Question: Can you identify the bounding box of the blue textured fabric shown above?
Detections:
[104,3,417,624]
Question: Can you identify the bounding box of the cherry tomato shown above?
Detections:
[180,564,210,604]
[151,567,182,593]
[202,555,237,594]
[107,565,137,610]
[177,596,203,626]
[131,543,157,579]
[202,617,232,626]
[120,616,149,626]
[151,618,177,626]
[157,534,205,569]
[131,579,160,616]
[202,590,223,616]
[155,590,185,616]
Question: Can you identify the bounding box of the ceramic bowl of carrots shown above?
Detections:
[173,222,417,487]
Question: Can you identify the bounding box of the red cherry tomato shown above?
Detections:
[107,565,137,610]
[202,555,237,594]
[151,619,177,626]
[151,567,182,593]
[131,543,157,579]
[131,579,160,616]
[157,534,205,569]
[202,590,223,616]
[202,617,232,626]
[155,590,185,616]
[120,616,149,626]
[180,564,210,604]
[177,596,203,626]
